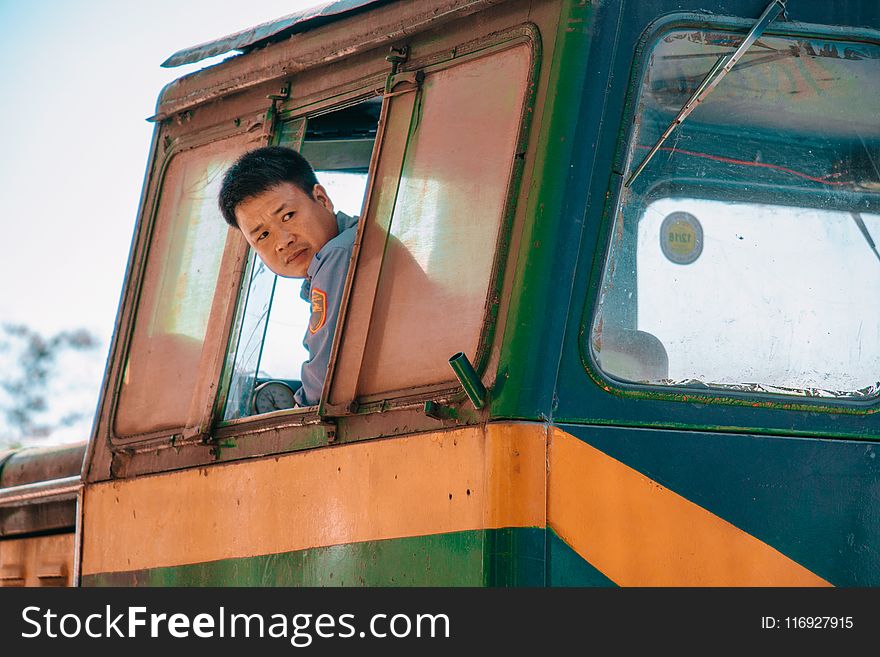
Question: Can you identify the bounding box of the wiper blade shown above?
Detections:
[851,211,880,265]
[625,0,788,188]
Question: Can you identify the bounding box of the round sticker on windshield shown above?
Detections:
[660,211,703,265]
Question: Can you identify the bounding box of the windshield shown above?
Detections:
[590,26,880,399]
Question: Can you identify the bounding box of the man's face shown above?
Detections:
[234,182,338,278]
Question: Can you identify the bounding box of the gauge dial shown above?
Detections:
[252,381,297,414]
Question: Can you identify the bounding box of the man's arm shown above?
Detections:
[293,245,351,407]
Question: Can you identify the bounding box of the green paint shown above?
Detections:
[83,528,547,587]
[546,528,616,587]
[485,527,546,587]
[559,422,880,586]
[492,0,596,420]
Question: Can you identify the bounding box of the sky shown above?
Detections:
[0,0,325,446]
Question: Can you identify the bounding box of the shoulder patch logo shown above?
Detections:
[309,287,327,334]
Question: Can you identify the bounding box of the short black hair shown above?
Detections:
[218,146,320,228]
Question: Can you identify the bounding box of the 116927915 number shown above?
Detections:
[761,617,854,630]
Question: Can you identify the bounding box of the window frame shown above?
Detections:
[580,12,880,417]
[211,25,542,449]
[209,84,388,445]
[105,116,268,447]
[321,25,542,419]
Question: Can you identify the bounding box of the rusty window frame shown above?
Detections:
[104,117,268,447]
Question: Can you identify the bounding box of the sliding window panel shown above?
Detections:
[358,44,532,398]
[114,132,258,437]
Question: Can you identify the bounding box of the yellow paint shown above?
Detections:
[0,533,74,587]
[548,428,830,586]
[82,422,830,585]
[82,424,547,575]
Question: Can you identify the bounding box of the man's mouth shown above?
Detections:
[285,248,308,266]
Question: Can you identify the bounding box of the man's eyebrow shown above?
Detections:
[248,222,264,236]
[271,203,286,216]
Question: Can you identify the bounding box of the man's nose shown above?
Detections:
[275,228,296,252]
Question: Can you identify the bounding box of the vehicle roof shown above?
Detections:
[162,0,385,68]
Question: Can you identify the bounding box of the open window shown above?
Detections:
[217,33,537,424]
[218,98,382,421]
[590,23,880,400]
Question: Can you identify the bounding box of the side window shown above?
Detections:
[114,132,258,437]
[219,99,381,420]
[591,28,880,399]
[328,42,533,410]
[219,40,534,422]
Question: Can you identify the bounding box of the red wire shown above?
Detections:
[635,144,849,187]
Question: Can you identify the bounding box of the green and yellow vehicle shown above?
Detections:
[2,0,879,587]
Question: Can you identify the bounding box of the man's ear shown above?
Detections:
[312,184,334,213]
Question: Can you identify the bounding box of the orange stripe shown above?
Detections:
[82,424,546,575]
[548,427,830,586]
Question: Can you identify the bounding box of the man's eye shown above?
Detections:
[282,212,294,222]
[257,230,269,241]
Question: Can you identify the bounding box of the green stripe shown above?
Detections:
[83,528,547,587]
[546,528,617,587]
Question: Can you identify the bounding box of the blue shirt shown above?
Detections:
[294,211,358,406]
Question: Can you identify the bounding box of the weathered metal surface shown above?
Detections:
[549,426,829,586]
[491,0,595,420]
[151,0,506,121]
[323,80,417,412]
[0,442,85,488]
[83,528,545,586]
[162,0,384,68]
[0,444,84,537]
[81,424,546,577]
[0,497,78,538]
[113,132,263,438]
[555,423,880,586]
[0,477,80,505]
[0,533,75,587]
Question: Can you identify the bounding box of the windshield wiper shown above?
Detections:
[852,211,880,265]
[625,0,788,188]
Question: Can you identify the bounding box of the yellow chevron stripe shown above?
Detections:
[82,423,546,575]
[548,427,830,586]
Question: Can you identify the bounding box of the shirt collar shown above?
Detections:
[300,211,357,299]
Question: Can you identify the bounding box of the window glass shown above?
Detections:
[116,133,255,436]
[355,44,532,396]
[591,29,880,398]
